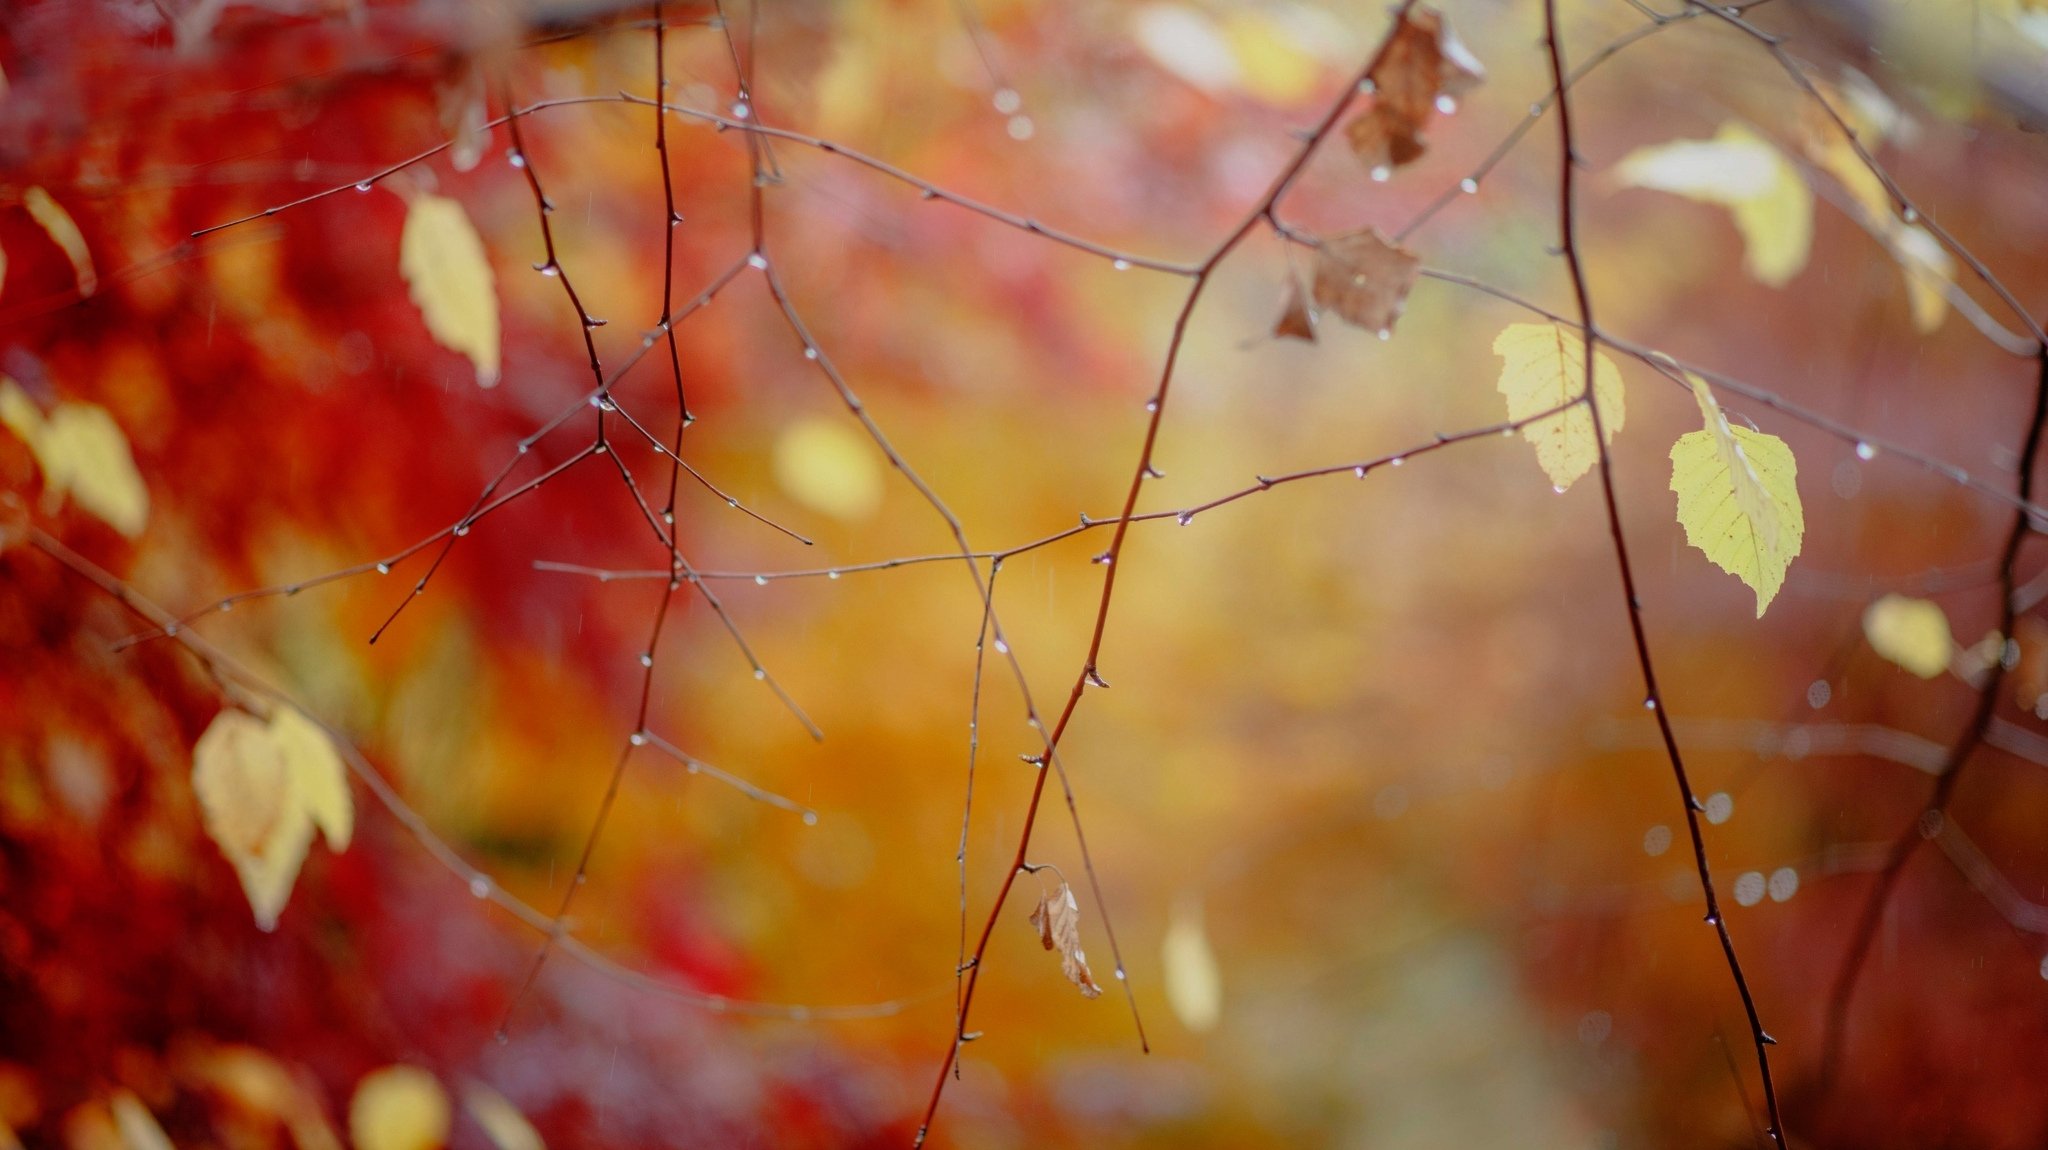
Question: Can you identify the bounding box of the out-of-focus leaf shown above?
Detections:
[438,61,489,173]
[1887,222,1955,334]
[191,706,353,931]
[1492,323,1624,492]
[1863,594,1954,678]
[462,1083,544,1150]
[350,1066,450,1150]
[1343,7,1483,175]
[1161,895,1220,1032]
[106,1092,171,1150]
[1310,229,1420,336]
[399,193,500,388]
[1669,382,1803,617]
[773,417,883,522]
[1615,122,1812,288]
[0,377,149,537]
[23,186,96,298]
[1029,881,1102,999]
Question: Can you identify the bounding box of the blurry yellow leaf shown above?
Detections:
[181,1042,342,1150]
[191,705,353,931]
[1028,881,1102,999]
[1492,323,1625,492]
[1131,5,1241,94]
[1887,222,1954,334]
[773,417,883,522]
[1669,387,1803,617]
[400,193,499,388]
[24,186,96,298]
[1161,896,1221,1032]
[1615,123,1812,288]
[350,1067,449,1150]
[1814,136,1893,227]
[462,1083,543,1150]
[1221,12,1319,105]
[0,378,149,537]
[1311,228,1420,335]
[1863,594,1953,678]
[106,1093,170,1150]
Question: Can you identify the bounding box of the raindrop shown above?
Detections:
[1176,511,1193,526]
[1006,115,1034,141]
[727,498,739,508]
[1642,825,1672,856]
[804,347,819,360]
[354,181,373,193]
[1112,259,1130,271]
[453,524,470,537]
[1113,968,1127,981]
[538,264,560,277]
[1767,867,1799,902]
[1354,466,1368,479]
[992,87,1022,115]
[1091,551,1113,565]
[1902,206,1918,222]
[1460,177,1479,194]
[1855,441,1877,461]
[1807,679,1831,709]
[638,652,654,667]
[1733,871,1766,907]
[375,562,391,575]
[1144,398,1159,412]
[1376,328,1392,342]
[827,570,841,580]
[1435,94,1458,115]
[1389,456,1404,468]
[754,575,769,586]
[802,810,819,826]
[469,877,492,898]
[1370,165,1391,183]
[730,100,751,120]
[1553,484,1568,495]
[629,731,647,746]
[1704,792,1734,824]
[1529,102,1545,117]
[508,151,526,168]
[993,638,1010,654]
[747,253,769,270]
[753,668,767,681]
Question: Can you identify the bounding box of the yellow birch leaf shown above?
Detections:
[350,1067,449,1150]
[1615,123,1812,288]
[1669,394,1804,618]
[1888,222,1954,334]
[1863,594,1953,678]
[1161,895,1221,1032]
[0,378,149,537]
[1493,322,1625,492]
[399,193,500,388]
[23,186,96,298]
[462,1083,544,1150]
[773,417,883,522]
[190,706,354,930]
[271,705,353,851]
[0,378,41,448]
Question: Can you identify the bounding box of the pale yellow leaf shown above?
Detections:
[399,193,500,388]
[37,403,149,537]
[1863,594,1953,678]
[1028,881,1102,999]
[0,379,41,449]
[270,706,353,851]
[1615,123,1812,288]
[106,1093,171,1150]
[1492,322,1625,492]
[1888,222,1953,334]
[24,187,95,298]
[1669,412,1804,617]
[462,1083,544,1150]
[1161,895,1221,1032]
[1813,136,1893,228]
[350,1066,449,1150]
[1222,12,1320,105]
[773,417,883,522]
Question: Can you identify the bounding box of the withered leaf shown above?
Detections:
[1028,881,1102,999]
[1273,279,1317,342]
[1345,7,1484,176]
[1311,229,1420,335]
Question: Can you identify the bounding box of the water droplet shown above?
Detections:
[1354,466,1368,479]
[1855,441,1877,461]
[1460,177,1479,194]
[453,524,470,537]
[747,253,769,270]
[1377,328,1392,341]
[1091,551,1113,565]
[1370,165,1391,183]
[993,638,1010,654]
[375,562,391,575]
[538,263,560,277]
[1902,206,1918,222]
[1642,825,1672,856]
[1144,398,1159,413]
[1733,871,1766,907]
[1084,668,1109,688]
[354,181,373,193]
[638,652,654,667]
[754,575,768,586]
[802,810,819,826]
[1807,679,1831,709]
[753,668,767,681]
[1435,94,1458,115]
[508,151,526,168]
[1176,511,1193,526]
[1112,259,1130,271]
[469,877,492,898]
[827,570,841,580]
[1643,697,1657,709]
[1704,792,1734,824]
[1529,102,1545,117]
[1552,484,1568,495]
[803,347,819,360]
[629,731,647,746]
[1006,114,1034,140]
[1113,968,1127,981]
[1389,456,1404,468]
[992,87,1021,114]
[1767,867,1799,902]
[727,498,739,508]
[731,100,751,120]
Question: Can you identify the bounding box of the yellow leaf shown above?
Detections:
[106,1092,171,1150]
[1615,123,1812,288]
[1492,322,1625,492]
[1863,594,1953,678]
[1887,222,1954,334]
[191,706,353,930]
[1669,384,1804,617]
[1161,895,1221,1032]
[0,378,149,537]
[23,186,96,298]
[1222,12,1320,105]
[350,1067,449,1150]
[462,1083,544,1150]
[400,193,500,388]
[773,417,883,522]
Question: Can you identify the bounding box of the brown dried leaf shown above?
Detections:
[1345,7,1484,176]
[1311,229,1420,335]
[1027,881,1102,999]
[1273,279,1317,342]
